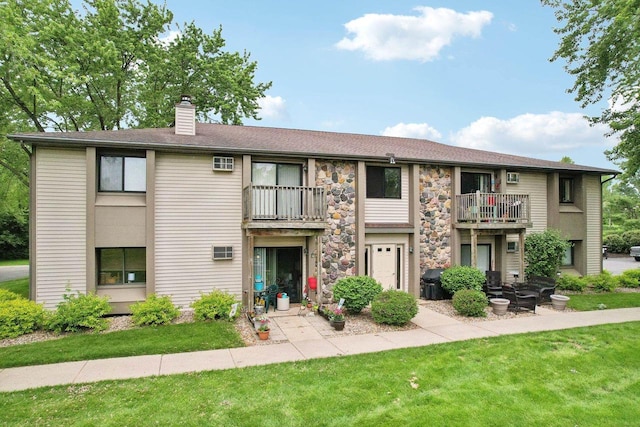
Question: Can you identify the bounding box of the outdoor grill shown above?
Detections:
[420,268,446,300]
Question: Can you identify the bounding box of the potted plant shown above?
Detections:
[329,307,345,331]
[257,323,270,340]
[254,314,269,331]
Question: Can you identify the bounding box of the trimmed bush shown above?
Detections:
[440,266,485,295]
[603,234,627,254]
[45,290,112,333]
[371,290,418,325]
[0,289,22,303]
[524,229,571,278]
[617,270,640,289]
[556,274,588,292]
[191,289,240,321]
[0,299,45,338]
[130,294,180,326]
[587,271,616,293]
[452,289,487,317]
[332,276,383,314]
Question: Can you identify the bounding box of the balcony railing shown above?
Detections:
[243,184,326,222]
[456,192,530,224]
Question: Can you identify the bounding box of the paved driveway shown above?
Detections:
[603,255,639,276]
[0,265,29,283]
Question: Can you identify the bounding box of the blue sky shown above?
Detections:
[155,1,616,170]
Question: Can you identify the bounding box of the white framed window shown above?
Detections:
[506,172,520,184]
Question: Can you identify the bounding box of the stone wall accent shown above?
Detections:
[419,165,452,271]
[316,160,356,291]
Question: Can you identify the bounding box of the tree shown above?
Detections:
[543,1,640,175]
[0,0,272,176]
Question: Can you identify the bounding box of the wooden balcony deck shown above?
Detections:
[455,192,531,229]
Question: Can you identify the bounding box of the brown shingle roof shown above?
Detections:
[8,123,618,174]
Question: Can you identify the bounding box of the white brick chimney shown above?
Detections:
[175,94,196,135]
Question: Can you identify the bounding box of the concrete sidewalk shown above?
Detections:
[1,305,639,392]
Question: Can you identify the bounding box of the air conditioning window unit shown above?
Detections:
[212,246,233,260]
[213,156,234,171]
[506,172,520,184]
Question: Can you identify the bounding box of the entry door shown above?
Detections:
[372,244,401,290]
[461,244,491,272]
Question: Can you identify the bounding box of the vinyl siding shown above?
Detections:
[584,175,602,275]
[365,165,409,223]
[154,153,243,308]
[35,148,87,309]
[505,172,547,277]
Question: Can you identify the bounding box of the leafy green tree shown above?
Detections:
[543,0,640,175]
[0,0,271,175]
[524,229,571,278]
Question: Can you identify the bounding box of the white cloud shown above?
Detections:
[450,111,615,156]
[257,95,288,120]
[381,122,442,140]
[335,6,493,62]
[158,30,181,46]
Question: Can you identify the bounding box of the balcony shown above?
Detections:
[242,184,327,229]
[455,192,531,229]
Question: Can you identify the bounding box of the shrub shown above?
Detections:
[191,289,240,321]
[0,299,45,338]
[603,233,627,254]
[622,230,640,248]
[616,270,640,289]
[371,290,418,325]
[332,276,383,314]
[45,290,111,333]
[524,229,571,278]
[587,271,616,293]
[0,289,22,302]
[130,294,180,326]
[0,209,29,260]
[440,266,485,295]
[556,274,588,292]
[452,289,487,317]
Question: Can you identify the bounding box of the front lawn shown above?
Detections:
[567,292,640,311]
[0,320,244,368]
[0,259,28,267]
[0,277,28,298]
[0,322,638,426]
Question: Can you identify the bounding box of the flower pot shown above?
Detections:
[332,320,345,331]
[257,330,270,340]
[490,298,510,316]
[550,294,570,311]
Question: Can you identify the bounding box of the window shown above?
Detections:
[98,248,146,285]
[366,166,401,198]
[461,172,492,194]
[560,177,574,203]
[562,242,575,266]
[99,154,146,192]
[213,156,234,171]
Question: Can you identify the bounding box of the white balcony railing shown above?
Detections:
[243,184,326,221]
[456,192,530,223]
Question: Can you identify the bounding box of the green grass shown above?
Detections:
[0,259,28,267]
[0,277,28,298]
[567,292,640,311]
[0,322,638,426]
[0,320,244,368]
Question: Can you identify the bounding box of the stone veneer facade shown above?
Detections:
[419,165,452,271]
[316,160,356,291]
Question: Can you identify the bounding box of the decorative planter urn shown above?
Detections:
[490,298,510,316]
[332,320,345,331]
[550,294,570,311]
